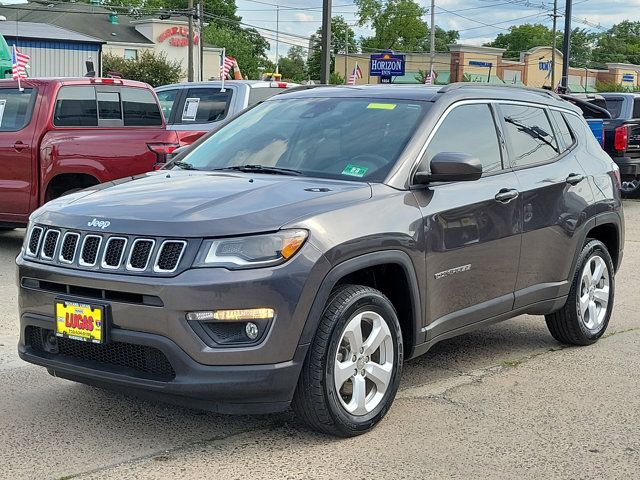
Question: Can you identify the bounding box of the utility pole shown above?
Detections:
[551,0,558,89]
[344,27,348,83]
[561,0,573,93]
[187,0,194,82]
[428,0,435,78]
[199,1,204,81]
[275,5,280,74]
[320,0,331,84]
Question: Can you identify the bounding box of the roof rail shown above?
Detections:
[438,82,561,100]
[281,84,336,94]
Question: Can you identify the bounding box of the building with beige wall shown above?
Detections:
[336,44,640,92]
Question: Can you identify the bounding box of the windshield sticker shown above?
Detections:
[182,97,200,121]
[342,165,369,178]
[0,99,5,127]
[367,103,397,110]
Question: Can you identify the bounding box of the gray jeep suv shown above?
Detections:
[17,84,624,436]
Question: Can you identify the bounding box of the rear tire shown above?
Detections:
[620,176,640,198]
[545,240,615,346]
[292,284,403,437]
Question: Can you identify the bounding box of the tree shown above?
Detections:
[204,25,271,80]
[307,16,357,81]
[103,50,183,87]
[278,46,307,83]
[355,0,427,52]
[487,23,555,59]
[593,21,640,66]
[486,23,596,67]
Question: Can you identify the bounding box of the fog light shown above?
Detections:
[186,308,275,322]
[245,322,259,340]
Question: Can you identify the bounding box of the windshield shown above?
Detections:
[177,97,427,182]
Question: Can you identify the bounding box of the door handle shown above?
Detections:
[495,188,519,204]
[566,173,585,185]
[12,142,30,152]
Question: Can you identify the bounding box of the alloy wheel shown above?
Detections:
[577,255,610,331]
[334,311,394,416]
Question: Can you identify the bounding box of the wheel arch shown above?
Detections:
[300,250,423,359]
[44,172,101,202]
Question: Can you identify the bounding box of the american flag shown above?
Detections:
[12,45,29,80]
[424,69,436,85]
[347,63,363,85]
[221,56,235,79]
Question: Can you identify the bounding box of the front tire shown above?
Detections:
[292,284,403,437]
[545,240,615,346]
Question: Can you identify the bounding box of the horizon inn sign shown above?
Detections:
[370,52,406,77]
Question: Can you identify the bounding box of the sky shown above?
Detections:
[235,0,640,62]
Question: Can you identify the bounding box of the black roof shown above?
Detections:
[0,2,153,45]
[280,83,580,112]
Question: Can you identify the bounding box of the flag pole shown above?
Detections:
[220,48,226,92]
[12,45,22,92]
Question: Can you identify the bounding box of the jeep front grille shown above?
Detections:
[25,226,189,276]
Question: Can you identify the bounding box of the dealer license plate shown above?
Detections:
[55,300,105,344]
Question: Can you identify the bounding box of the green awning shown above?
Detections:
[568,83,587,93]
[392,72,421,84]
[435,71,450,85]
[465,74,505,84]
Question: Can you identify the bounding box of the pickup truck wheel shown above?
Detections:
[545,240,614,346]
[292,284,403,437]
[620,177,640,198]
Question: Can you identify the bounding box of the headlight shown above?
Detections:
[193,229,308,269]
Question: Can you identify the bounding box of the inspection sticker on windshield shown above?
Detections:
[182,97,200,121]
[342,165,369,178]
[367,103,396,110]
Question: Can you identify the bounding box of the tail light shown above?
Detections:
[147,143,179,169]
[614,126,628,151]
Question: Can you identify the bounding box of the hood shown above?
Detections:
[34,171,372,237]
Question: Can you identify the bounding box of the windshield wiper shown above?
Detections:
[213,165,303,176]
[172,161,199,171]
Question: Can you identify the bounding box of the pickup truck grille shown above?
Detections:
[25,225,189,276]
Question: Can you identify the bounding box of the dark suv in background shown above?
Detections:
[16,84,624,437]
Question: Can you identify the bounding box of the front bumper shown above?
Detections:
[19,313,308,413]
[16,244,330,412]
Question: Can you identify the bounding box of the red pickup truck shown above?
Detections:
[0,77,179,228]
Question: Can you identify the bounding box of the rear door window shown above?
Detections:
[0,88,37,131]
[247,86,283,107]
[53,86,98,127]
[500,104,560,168]
[425,103,504,175]
[178,88,231,124]
[121,87,162,126]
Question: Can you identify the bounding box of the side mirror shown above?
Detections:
[414,152,483,184]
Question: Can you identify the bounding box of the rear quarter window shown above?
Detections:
[0,88,37,131]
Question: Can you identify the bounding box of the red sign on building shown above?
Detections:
[158,26,199,46]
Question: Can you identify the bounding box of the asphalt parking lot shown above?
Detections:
[1,203,639,480]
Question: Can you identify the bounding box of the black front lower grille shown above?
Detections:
[27,326,175,381]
